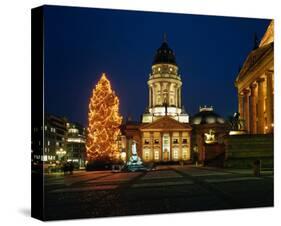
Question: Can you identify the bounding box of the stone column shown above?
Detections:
[242,89,250,133]
[257,78,265,134]
[178,132,182,160]
[170,132,172,161]
[148,87,151,108]
[152,84,156,107]
[238,92,244,118]
[160,132,163,160]
[266,71,273,133]
[160,82,163,105]
[249,83,257,134]
[178,87,181,108]
[174,85,178,107]
[167,83,171,105]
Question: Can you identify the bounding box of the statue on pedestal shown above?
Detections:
[127,140,143,165]
[126,140,147,172]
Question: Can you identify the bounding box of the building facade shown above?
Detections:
[235,21,274,134]
[140,116,192,162]
[122,38,192,163]
[191,106,228,166]
[66,122,86,168]
[38,114,68,162]
[33,114,86,166]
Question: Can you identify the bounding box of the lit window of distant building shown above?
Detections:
[173,150,178,160]
[154,151,159,160]
[145,151,150,160]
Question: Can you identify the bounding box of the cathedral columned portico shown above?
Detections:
[235,21,274,134]
[140,116,192,162]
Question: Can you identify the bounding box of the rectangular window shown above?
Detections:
[154,139,159,144]
[182,151,188,160]
[173,139,178,144]
[154,151,159,160]
[182,139,188,144]
[144,139,150,145]
[173,150,178,160]
[145,151,150,160]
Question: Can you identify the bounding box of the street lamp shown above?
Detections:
[56,148,66,163]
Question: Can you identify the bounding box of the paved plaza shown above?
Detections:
[43,165,273,220]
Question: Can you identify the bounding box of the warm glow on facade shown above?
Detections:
[86,73,122,162]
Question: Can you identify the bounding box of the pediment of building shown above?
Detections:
[236,43,273,82]
[140,116,192,131]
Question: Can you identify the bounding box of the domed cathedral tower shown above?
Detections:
[142,35,189,123]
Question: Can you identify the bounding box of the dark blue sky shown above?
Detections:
[44,5,270,126]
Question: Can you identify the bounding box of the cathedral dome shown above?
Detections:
[153,41,177,66]
[191,106,225,125]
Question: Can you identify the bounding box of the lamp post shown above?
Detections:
[56,148,66,163]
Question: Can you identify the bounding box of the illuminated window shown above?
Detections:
[154,139,159,144]
[47,140,50,146]
[173,139,178,144]
[154,151,159,160]
[56,142,59,146]
[69,128,79,134]
[145,151,150,160]
[182,151,187,160]
[158,67,161,72]
[173,150,178,160]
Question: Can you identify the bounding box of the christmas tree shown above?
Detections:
[86,73,122,162]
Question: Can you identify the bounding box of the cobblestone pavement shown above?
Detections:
[43,165,273,220]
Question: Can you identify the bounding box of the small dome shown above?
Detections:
[192,107,225,125]
[153,41,177,66]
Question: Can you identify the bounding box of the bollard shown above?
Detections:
[253,160,261,177]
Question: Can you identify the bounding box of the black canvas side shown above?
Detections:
[31,6,44,221]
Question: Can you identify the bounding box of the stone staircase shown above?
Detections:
[224,134,273,168]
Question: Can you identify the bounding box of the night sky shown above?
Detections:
[44,5,270,126]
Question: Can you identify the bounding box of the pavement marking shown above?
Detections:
[85,178,130,184]
[132,180,193,188]
[141,171,183,180]
[191,172,232,177]
[204,177,262,183]
[50,185,118,193]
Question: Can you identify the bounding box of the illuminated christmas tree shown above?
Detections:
[86,73,122,162]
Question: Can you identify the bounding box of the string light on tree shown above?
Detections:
[86,73,122,162]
